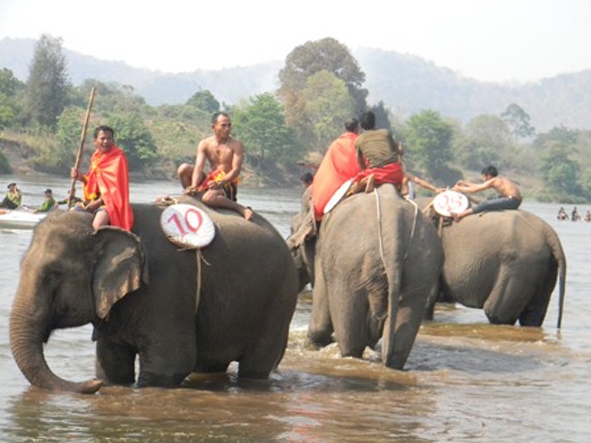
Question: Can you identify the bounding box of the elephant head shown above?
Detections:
[9,210,148,394]
[287,187,317,292]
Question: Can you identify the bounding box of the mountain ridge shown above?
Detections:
[2,37,590,132]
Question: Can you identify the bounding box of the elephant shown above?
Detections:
[9,196,299,394]
[288,185,443,369]
[423,207,566,328]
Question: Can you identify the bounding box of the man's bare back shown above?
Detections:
[486,177,522,200]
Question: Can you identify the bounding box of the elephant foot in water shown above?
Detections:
[307,330,334,349]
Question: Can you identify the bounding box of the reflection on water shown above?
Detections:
[1,176,590,441]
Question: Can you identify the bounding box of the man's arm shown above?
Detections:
[190,141,208,189]
[453,178,494,194]
[408,174,443,193]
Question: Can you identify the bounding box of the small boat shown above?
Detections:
[0,209,47,230]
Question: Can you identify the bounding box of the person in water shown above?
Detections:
[34,188,56,213]
[0,182,22,209]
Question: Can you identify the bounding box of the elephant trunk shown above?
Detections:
[9,294,102,394]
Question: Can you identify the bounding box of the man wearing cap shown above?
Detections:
[0,183,22,209]
[34,188,57,213]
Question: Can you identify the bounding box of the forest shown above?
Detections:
[1,35,590,203]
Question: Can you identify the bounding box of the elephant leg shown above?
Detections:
[137,347,196,388]
[95,339,136,385]
[238,293,295,379]
[389,290,429,369]
[519,265,557,326]
[308,274,334,348]
[483,269,526,325]
[332,285,370,359]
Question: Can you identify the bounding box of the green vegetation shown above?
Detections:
[1,34,590,202]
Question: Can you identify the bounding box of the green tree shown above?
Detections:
[106,114,158,171]
[404,110,454,180]
[231,93,301,166]
[535,125,586,200]
[0,68,25,129]
[302,71,355,153]
[23,34,71,128]
[186,90,220,114]
[0,68,25,96]
[454,114,512,171]
[501,103,535,140]
[278,38,367,132]
[540,146,581,196]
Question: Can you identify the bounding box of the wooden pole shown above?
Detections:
[68,87,96,208]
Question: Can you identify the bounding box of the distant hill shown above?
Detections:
[2,37,590,132]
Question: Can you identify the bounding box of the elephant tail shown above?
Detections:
[546,227,567,329]
[375,186,405,369]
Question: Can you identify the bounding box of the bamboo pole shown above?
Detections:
[68,87,96,208]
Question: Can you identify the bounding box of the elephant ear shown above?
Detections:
[287,191,317,249]
[92,226,149,319]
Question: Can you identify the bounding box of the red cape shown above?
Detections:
[84,146,134,231]
[354,162,404,186]
[312,132,360,219]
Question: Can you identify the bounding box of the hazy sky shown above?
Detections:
[0,0,589,83]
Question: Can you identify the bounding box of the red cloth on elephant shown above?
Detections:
[84,145,134,231]
[354,162,404,186]
[312,132,360,220]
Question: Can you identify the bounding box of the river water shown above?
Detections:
[0,175,590,442]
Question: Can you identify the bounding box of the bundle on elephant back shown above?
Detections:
[288,185,443,370]
[9,196,299,394]
[422,200,566,328]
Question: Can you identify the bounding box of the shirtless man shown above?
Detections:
[178,112,253,220]
[451,165,522,221]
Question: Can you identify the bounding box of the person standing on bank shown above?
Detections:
[178,112,253,220]
[70,125,134,231]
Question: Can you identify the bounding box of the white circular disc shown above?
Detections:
[433,190,469,217]
[160,204,215,248]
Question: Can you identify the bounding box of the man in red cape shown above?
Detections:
[311,118,360,220]
[71,125,134,231]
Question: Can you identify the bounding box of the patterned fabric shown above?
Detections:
[198,169,240,201]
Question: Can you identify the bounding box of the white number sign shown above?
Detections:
[433,190,469,217]
[160,204,215,249]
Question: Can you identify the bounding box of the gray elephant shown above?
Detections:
[10,197,298,394]
[288,185,443,369]
[424,208,566,327]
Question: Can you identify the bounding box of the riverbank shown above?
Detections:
[0,137,303,189]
